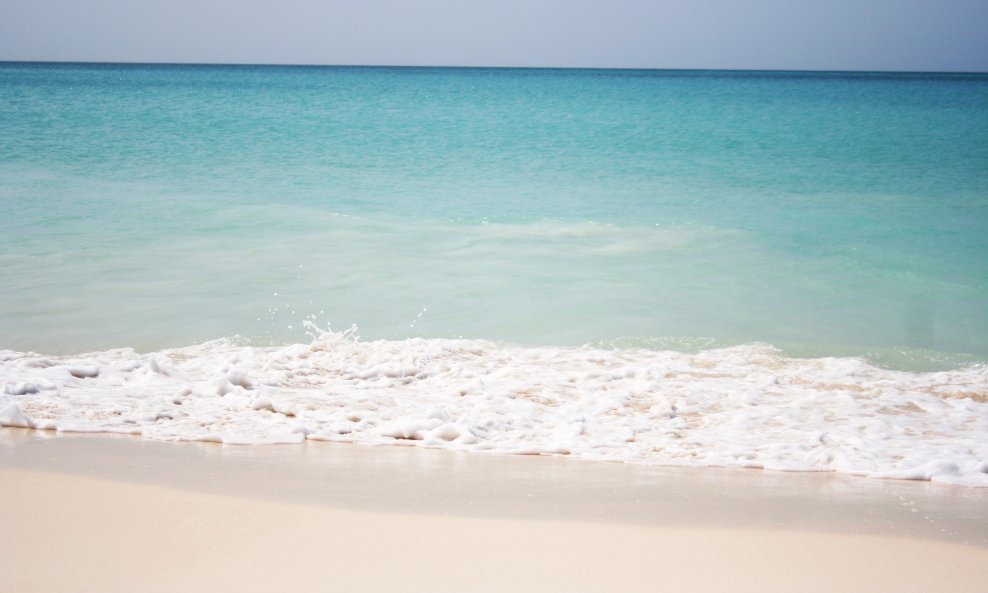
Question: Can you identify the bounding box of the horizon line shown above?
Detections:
[1,59,986,76]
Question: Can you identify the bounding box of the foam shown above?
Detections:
[2,325,986,485]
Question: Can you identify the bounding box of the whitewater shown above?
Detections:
[3,324,987,485]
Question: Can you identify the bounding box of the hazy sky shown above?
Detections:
[1,0,986,71]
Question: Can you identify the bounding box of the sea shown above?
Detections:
[1,62,986,484]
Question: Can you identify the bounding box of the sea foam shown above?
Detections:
[2,325,986,486]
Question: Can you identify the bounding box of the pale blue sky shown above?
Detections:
[1,0,986,71]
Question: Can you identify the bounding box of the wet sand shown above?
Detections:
[2,428,986,592]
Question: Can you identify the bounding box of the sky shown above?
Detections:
[1,0,986,72]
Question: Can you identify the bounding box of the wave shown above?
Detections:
[2,324,987,486]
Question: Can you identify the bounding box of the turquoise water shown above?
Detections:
[2,63,987,369]
[3,64,988,482]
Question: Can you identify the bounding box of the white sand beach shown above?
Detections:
[2,428,987,592]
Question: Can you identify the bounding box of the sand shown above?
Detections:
[2,428,987,592]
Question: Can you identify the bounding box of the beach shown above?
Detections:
[2,428,987,592]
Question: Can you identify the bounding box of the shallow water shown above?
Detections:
[2,64,986,363]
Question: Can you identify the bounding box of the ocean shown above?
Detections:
[1,63,986,484]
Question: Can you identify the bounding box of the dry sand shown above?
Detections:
[2,428,987,592]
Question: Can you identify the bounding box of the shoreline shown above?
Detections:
[4,428,988,540]
[3,429,988,592]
